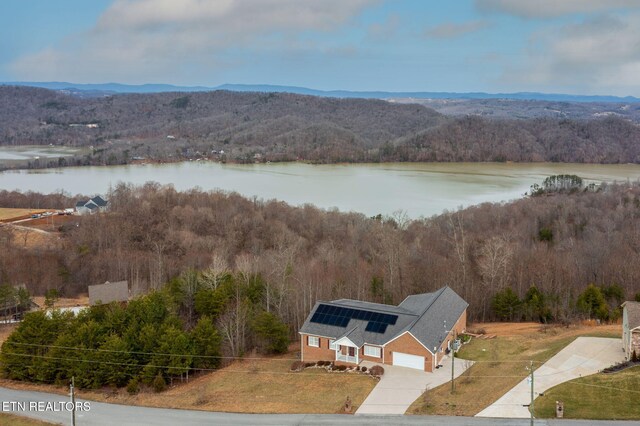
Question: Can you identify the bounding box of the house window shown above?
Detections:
[363,345,381,358]
[329,339,336,350]
[308,336,319,347]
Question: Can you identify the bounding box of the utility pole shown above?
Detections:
[529,360,534,426]
[70,376,76,426]
[451,331,456,393]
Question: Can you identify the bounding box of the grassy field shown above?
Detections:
[0,413,57,426]
[408,322,620,416]
[0,355,377,414]
[0,208,44,222]
[534,365,640,420]
[78,357,376,414]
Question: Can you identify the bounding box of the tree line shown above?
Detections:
[0,270,288,389]
[1,179,640,331]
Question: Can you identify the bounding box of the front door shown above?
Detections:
[348,347,355,357]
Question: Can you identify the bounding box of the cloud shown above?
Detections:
[9,0,378,83]
[367,14,401,40]
[97,0,375,34]
[503,14,640,95]
[424,20,490,39]
[476,0,640,19]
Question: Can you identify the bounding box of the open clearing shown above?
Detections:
[1,224,61,249]
[535,365,640,420]
[0,354,377,414]
[31,295,89,309]
[408,322,620,417]
[0,208,45,222]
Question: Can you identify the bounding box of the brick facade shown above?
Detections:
[385,332,434,371]
[300,334,335,362]
[300,308,467,372]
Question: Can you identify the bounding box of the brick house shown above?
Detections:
[299,286,467,372]
[622,301,640,360]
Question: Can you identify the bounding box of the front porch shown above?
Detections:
[334,335,360,365]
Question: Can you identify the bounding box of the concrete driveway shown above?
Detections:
[476,337,624,418]
[356,356,474,415]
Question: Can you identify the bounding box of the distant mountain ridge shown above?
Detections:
[2,81,640,103]
[2,85,640,169]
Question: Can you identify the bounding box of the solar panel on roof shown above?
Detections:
[310,303,398,333]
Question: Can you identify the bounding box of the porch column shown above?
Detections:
[355,347,359,365]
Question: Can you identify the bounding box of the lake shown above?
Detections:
[1,162,640,218]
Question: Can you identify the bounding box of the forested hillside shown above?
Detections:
[1,181,640,330]
[2,86,640,166]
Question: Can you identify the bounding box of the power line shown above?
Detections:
[0,352,376,378]
[552,379,640,395]
[3,341,298,361]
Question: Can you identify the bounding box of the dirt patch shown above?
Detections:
[19,215,78,231]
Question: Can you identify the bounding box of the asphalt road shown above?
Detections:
[0,386,636,426]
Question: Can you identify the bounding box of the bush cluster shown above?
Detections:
[369,365,384,377]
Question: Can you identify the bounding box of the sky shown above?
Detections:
[2,0,640,96]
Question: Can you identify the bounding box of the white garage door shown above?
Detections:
[392,352,424,370]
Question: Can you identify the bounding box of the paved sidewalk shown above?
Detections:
[476,337,624,418]
[356,356,474,415]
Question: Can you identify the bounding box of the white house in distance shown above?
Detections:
[75,196,108,215]
[622,301,640,360]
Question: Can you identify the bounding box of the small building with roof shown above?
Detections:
[622,301,640,360]
[88,280,129,306]
[299,286,468,372]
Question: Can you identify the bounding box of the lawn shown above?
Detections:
[3,355,377,414]
[408,322,620,416]
[0,413,57,426]
[534,365,640,420]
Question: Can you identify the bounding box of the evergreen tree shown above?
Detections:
[577,284,609,321]
[491,288,521,321]
[252,311,290,354]
[191,316,222,369]
[523,285,552,323]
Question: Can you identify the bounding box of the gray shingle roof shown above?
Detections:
[91,196,108,207]
[405,287,468,352]
[338,326,365,347]
[299,286,468,353]
[624,301,640,329]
